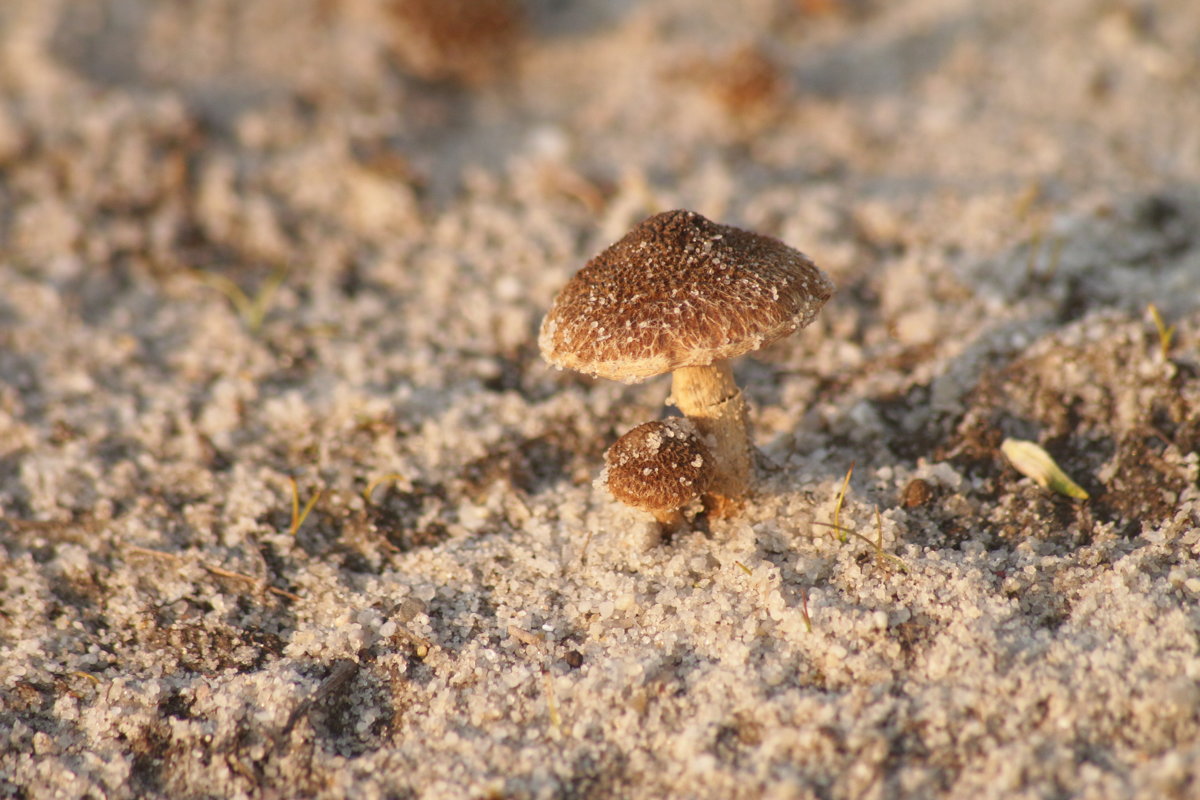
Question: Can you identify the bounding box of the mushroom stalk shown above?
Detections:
[670,360,753,511]
[650,508,687,534]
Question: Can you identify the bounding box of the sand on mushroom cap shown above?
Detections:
[600,417,714,533]
[541,209,833,513]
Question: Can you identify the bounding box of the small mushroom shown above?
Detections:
[600,418,714,533]
[540,209,833,513]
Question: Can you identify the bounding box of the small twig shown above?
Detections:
[278,659,360,747]
[799,588,813,633]
[507,625,548,652]
[507,625,568,736]
[312,660,359,702]
[202,564,301,602]
[389,625,433,657]
[733,561,753,576]
[125,545,181,562]
[579,527,595,567]
[127,546,299,601]
[266,585,303,603]
[203,564,258,585]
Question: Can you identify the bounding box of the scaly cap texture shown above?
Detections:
[540,209,833,382]
[601,418,715,512]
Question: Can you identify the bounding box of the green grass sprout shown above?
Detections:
[873,505,909,573]
[832,463,854,543]
[1022,223,1064,284]
[191,267,289,334]
[813,519,910,573]
[1024,226,1044,280]
[1000,438,1089,500]
[817,463,909,570]
[1147,303,1176,360]
[1048,236,1065,278]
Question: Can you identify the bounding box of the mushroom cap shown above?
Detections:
[601,418,715,512]
[539,209,834,382]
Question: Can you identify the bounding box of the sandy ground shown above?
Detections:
[2,0,1200,798]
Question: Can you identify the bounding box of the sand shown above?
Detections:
[2,0,1199,798]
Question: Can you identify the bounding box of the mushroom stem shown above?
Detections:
[650,508,687,534]
[669,360,753,511]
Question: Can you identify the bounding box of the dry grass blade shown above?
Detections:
[873,505,908,573]
[833,463,854,543]
[799,587,813,633]
[203,563,258,585]
[812,519,909,573]
[363,473,406,503]
[289,477,322,536]
[202,563,300,602]
[278,659,360,747]
[579,527,595,567]
[190,267,288,334]
[507,625,548,651]
[1024,226,1044,279]
[506,626,565,735]
[124,545,181,562]
[127,546,299,600]
[265,585,302,602]
[544,671,564,735]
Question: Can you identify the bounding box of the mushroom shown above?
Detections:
[600,418,714,533]
[540,209,833,513]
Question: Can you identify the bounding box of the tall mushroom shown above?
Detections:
[540,209,833,513]
[601,417,714,534]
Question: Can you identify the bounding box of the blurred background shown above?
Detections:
[4,0,1198,279]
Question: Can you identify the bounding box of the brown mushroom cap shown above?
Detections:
[601,418,715,513]
[539,209,834,382]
